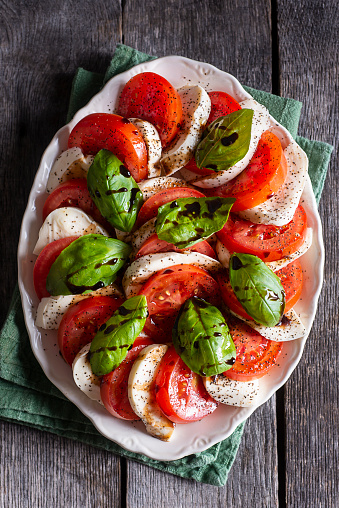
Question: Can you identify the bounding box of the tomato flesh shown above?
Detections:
[68,113,148,182]
[135,233,216,259]
[155,345,218,423]
[136,187,205,228]
[58,296,123,366]
[100,336,154,420]
[208,131,288,211]
[225,315,283,381]
[33,236,79,300]
[217,259,303,319]
[183,91,241,176]
[43,179,96,220]
[217,205,307,262]
[117,72,182,147]
[138,265,220,341]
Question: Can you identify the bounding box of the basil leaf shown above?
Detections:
[195,109,253,171]
[229,253,285,326]
[46,234,131,296]
[156,196,235,249]
[89,295,148,376]
[87,149,143,232]
[172,297,236,376]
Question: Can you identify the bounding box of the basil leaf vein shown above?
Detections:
[89,295,148,376]
[156,196,235,249]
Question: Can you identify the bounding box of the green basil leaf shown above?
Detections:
[172,297,236,376]
[229,253,285,326]
[87,149,143,232]
[89,295,148,376]
[195,109,253,171]
[155,196,235,249]
[46,234,131,296]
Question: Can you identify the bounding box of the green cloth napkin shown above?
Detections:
[0,44,333,487]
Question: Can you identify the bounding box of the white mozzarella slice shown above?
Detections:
[216,228,313,272]
[186,99,270,188]
[130,218,157,252]
[160,86,211,176]
[35,285,123,330]
[128,344,175,441]
[46,148,94,192]
[33,207,109,255]
[239,139,308,226]
[137,176,190,201]
[204,375,260,407]
[122,252,222,298]
[128,118,162,178]
[72,343,103,405]
[232,309,307,342]
[114,229,131,243]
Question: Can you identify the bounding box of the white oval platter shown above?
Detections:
[17,56,324,461]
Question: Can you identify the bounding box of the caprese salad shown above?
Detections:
[32,71,311,441]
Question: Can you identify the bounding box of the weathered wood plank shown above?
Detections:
[0,1,123,506]
[277,1,338,506]
[0,421,122,508]
[123,1,279,506]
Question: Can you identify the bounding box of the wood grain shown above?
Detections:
[277,1,338,506]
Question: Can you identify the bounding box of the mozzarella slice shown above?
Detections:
[128,344,175,441]
[204,375,260,407]
[137,176,191,201]
[46,148,94,192]
[216,228,313,272]
[33,207,109,255]
[160,86,211,176]
[184,98,270,188]
[232,309,307,342]
[122,252,222,298]
[128,118,162,178]
[72,343,103,404]
[239,139,308,225]
[35,284,123,329]
[130,218,157,252]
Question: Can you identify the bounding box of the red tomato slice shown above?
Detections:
[100,336,154,421]
[117,72,182,147]
[183,91,242,176]
[136,187,205,228]
[42,179,97,221]
[33,236,79,299]
[58,295,123,366]
[224,315,283,381]
[138,264,221,341]
[68,113,148,182]
[276,260,303,311]
[155,345,218,424]
[217,205,307,262]
[217,259,303,320]
[208,131,288,211]
[135,233,216,259]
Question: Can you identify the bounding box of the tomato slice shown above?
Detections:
[58,295,123,366]
[217,260,303,320]
[136,187,205,228]
[117,72,182,147]
[42,179,96,220]
[224,315,283,381]
[155,345,218,424]
[135,233,216,259]
[183,91,242,176]
[68,113,148,182]
[33,236,79,299]
[138,264,220,341]
[217,205,307,262]
[208,131,288,211]
[100,336,154,421]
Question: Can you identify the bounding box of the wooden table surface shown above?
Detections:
[1,1,337,506]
